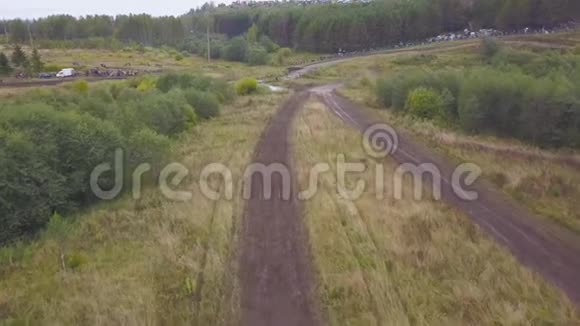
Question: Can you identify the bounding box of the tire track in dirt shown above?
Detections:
[313,87,580,304]
[239,92,321,326]
[193,151,237,324]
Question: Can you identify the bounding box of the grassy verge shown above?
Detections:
[292,100,579,325]
[0,92,287,325]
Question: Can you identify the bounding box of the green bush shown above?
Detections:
[66,252,89,270]
[375,78,394,108]
[376,70,461,117]
[184,89,220,119]
[458,68,531,134]
[0,73,226,244]
[0,105,125,244]
[127,128,171,168]
[480,37,501,61]
[393,54,436,66]
[375,58,580,148]
[404,87,445,120]
[235,78,258,95]
[156,73,212,93]
[71,80,89,93]
[136,90,197,136]
[259,35,280,53]
[273,47,292,65]
[136,77,156,92]
[0,129,68,244]
[208,79,235,104]
[492,48,537,68]
[42,64,64,72]
[246,47,269,66]
[222,37,248,62]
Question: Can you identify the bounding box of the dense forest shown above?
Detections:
[1,0,579,52]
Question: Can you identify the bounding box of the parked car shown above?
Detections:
[38,72,55,79]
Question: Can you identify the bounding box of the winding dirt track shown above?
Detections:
[240,34,580,324]
[239,92,322,326]
[314,86,580,304]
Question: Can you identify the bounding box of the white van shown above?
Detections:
[56,68,76,78]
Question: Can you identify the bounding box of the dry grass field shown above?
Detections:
[291,100,579,325]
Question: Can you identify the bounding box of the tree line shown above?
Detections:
[206,0,580,52]
[376,39,580,148]
[0,45,45,75]
[1,0,579,52]
[2,14,184,47]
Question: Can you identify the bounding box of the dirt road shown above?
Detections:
[313,85,580,304]
[240,34,580,324]
[239,93,321,326]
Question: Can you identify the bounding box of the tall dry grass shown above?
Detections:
[292,100,579,325]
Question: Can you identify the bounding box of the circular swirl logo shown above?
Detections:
[362,123,399,158]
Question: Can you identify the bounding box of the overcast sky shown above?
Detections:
[2,0,223,19]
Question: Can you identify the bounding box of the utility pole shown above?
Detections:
[2,21,7,40]
[27,22,34,48]
[206,12,211,63]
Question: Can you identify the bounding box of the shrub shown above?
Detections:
[71,80,89,93]
[0,129,67,244]
[66,252,89,270]
[376,70,460,118]
[0,71,233,243]
[208,79,235,104]
[246,47,269,66]
[0,105,125,243]
[235,78,258,95]
[376,78,394,108]
[126,128,171,169]
[405,87,445,120]
[156,73,211,93]
[184,89,220,119]
[137,90,197,136]
[458,68,531,134]
[136,77,156,92]
[480,37,501,61]
[175,53,184,61]
[259,35,280,53]
[393,54,436,65]
[492,48,536,68]
[222,37,248,62]
[272,47,292,65]
[78,95,116,120]
[42,64,64,72]
[0,52,12,75]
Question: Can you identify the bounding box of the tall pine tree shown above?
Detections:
[11,45,28,67]
[0,52,13,75]
[30,48,44,73]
